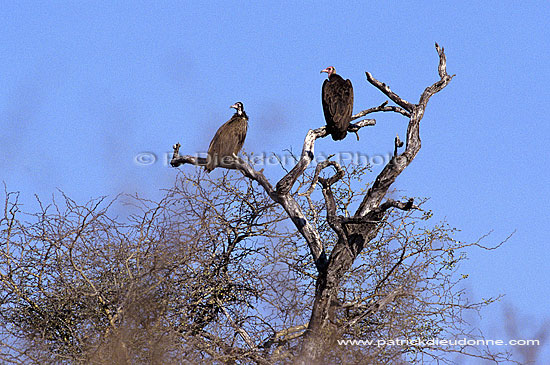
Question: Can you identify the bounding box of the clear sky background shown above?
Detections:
[1,1,549,360]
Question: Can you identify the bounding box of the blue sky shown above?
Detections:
[1,1,549,359]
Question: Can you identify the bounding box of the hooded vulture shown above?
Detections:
[205,102,248,172]
[321,66,354,141]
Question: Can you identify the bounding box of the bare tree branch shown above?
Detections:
[356,43,454,217]
[305,160,348,243]
[352,100,411,119]
[275,119,375,195]
[365,73,415,112]
[261,324,307,350]
[170,143,275,197]
[366,198,417,219]
[346,285,405,328]
[216,299,256,350]
[394,134,404,157]
[298,159,344,198]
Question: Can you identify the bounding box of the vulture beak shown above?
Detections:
[230,103,239,110]
[321,67,334,76]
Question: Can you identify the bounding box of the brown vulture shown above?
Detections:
[321,66,354,140]
[205,102,248,172]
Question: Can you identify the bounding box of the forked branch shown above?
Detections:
[356,43,454,217]
[170,143,275,197]
[275,119,375,195]
[352,100,411,120]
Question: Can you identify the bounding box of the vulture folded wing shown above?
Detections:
[205,114,248,172]
[206,120,229,172]
[322,77,354,140]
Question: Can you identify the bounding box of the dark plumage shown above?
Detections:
[321,66,354,141]
[205,102,248,172]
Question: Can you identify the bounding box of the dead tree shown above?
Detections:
[171,43,455,361]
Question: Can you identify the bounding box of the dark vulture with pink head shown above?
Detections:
[321,66,354,141]
[205,102,248,172]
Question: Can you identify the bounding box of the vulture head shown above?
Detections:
[320,66,336,77]
[230,101,245,116]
